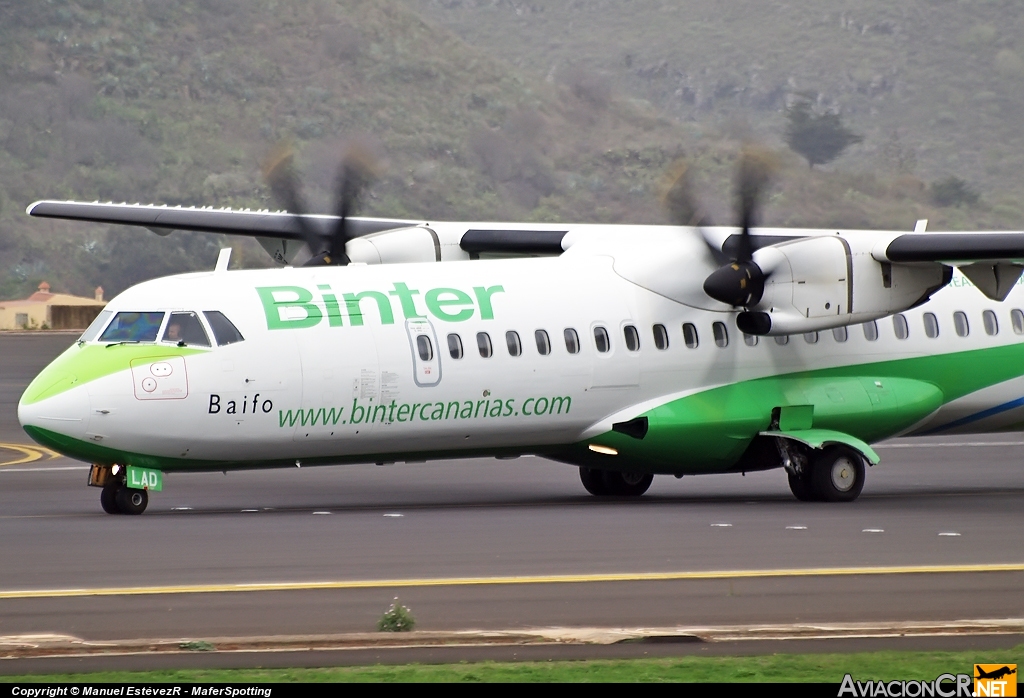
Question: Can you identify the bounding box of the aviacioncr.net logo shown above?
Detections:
[839,674,974,697]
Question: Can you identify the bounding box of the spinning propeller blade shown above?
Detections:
[701,145,778,307]
[262,141,378,266]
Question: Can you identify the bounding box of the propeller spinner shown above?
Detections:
[262,142,378,266]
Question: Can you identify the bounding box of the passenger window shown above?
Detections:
[653,324,669,350]
[893,314,909,340]
[594,326,610,353]
[535,330,551,355]
[862,321,879,341]
[832,326,848,343]
[804,332,818,344]
[1012,309,1024,335]
[953,311,969,337]
[713,322,728,348]
[203,311,244,346]
[682,323,699,349]
[99,312,165,343]
[564,328,580,354]
[506,330,522,357]
[892,313,909,337]
[624,325,640,352]
[416,335,433,361]
[983,310,999,336]
[923,312,939,339]
[163,312,211,347]
[477,332,493,358]
[743,333,758,346]
[447,333,464,359]
[80,310,113,343]
[775,335,789,346]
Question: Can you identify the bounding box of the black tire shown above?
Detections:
[787,471,817,502]
[810,446,865,502]
[602,471,654,497]
[100,484,121,514]
[115,487,149,515]
[579,466,610,496]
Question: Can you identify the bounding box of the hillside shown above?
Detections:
[1,0,1021,300]
[410,0,1024,199]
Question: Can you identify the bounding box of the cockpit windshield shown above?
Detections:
[80,310,113,343]
[161,311,211,347]
[98,312,165,343]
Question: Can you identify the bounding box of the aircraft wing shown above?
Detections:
[883,232,1024,264]
[26,200,420,240]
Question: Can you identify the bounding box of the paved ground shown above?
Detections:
[2,332,1022,672]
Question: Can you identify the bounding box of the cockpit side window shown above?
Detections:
[80,310,113,342]
[203,311,245,346]
[98,312,165,343]
[162,312,211,347]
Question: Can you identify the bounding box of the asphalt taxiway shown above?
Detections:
[1,333,1022,672]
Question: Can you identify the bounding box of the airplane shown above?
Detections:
[16,148,1024,514]
[975,666,1017,681]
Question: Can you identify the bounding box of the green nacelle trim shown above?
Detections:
[761,428,880,464]
[20,343,205,405]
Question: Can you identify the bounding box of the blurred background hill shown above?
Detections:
[1,0,1021,299]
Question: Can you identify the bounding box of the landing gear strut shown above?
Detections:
[90,464,149,515]
[579,467,654,497]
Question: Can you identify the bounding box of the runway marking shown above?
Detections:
[876,440,1024,448]
[1,563,1022,600]
[0,442,61,467]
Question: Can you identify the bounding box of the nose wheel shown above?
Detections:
[99,482,149,515]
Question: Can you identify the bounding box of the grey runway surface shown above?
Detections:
[2,334,1023,661]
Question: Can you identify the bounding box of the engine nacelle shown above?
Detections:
[739,235,951,336]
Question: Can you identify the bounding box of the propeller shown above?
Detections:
[262,141,378,266]
[677,145,777,308]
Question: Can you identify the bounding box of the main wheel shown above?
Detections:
[100,483,121,514]
[115,487,149,515]
[787,470,817,502]
[602,471,654,497]
[810,446,865,502]
[579,466,610,495]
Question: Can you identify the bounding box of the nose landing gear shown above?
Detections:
[90,464,150,515]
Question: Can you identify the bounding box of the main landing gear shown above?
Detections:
[785,444,866,502]
[90,464,149,515]
[579,467,654,497]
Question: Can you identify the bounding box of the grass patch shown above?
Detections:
[2,645,1021,683]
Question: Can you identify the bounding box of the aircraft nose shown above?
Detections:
[18,381,91,443]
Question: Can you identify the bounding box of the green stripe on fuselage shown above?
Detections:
[20,343,205,405]
[579,341,1024,473]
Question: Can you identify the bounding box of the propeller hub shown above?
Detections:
[702,261,766,307]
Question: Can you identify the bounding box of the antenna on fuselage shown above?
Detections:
[215,247,232,273]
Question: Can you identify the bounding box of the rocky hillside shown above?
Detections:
[1,0,1020,299]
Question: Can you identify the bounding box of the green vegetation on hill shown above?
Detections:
[0,0,1020,300]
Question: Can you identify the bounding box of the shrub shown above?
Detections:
[784,100,863,169]
[377,598,416,632]
[930,177,980,207]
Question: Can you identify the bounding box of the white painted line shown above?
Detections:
[939,532,962,537]
[710,523,732,528]
[876,441,1024,449]
[786,526,808,530]
[862,529,885,534]
[171,507,192,511]
[241,509,258,513]
[0,466,89,474]
[383,513,404,518]
[312,511,331,515]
